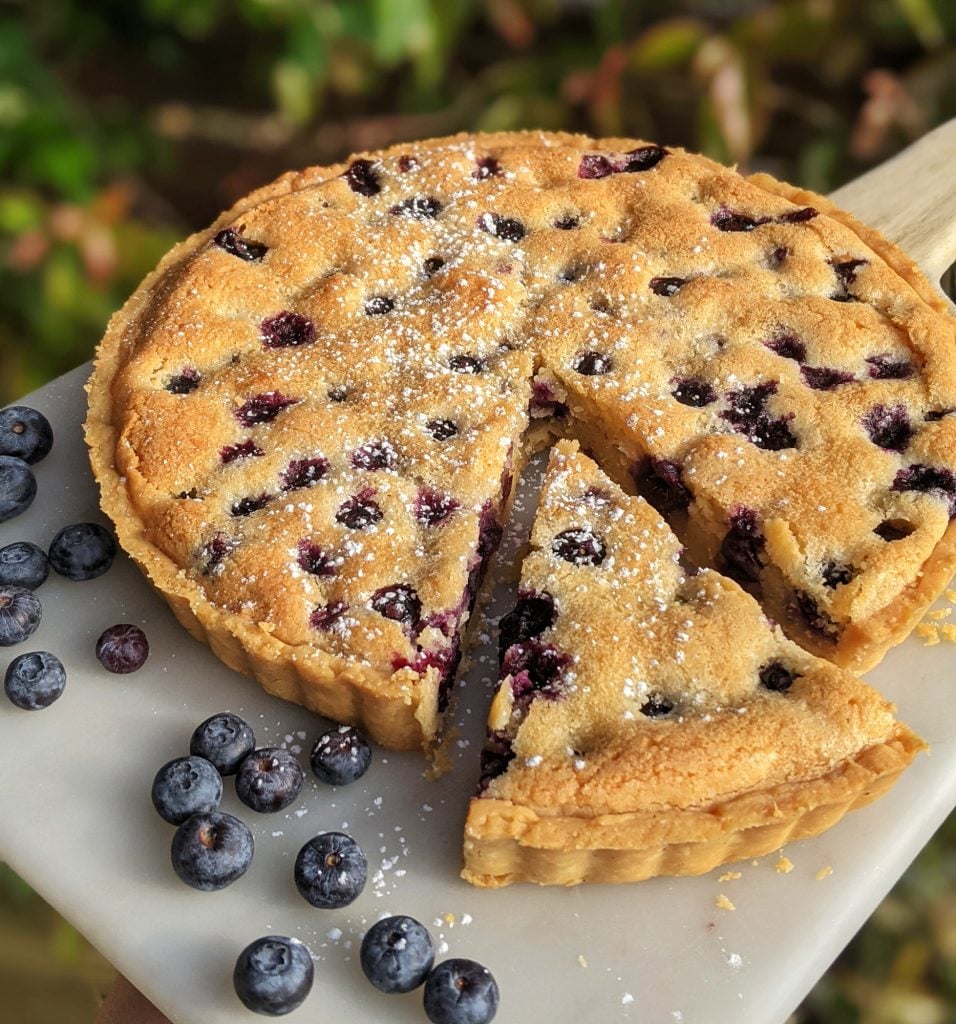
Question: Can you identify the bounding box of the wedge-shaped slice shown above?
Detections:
[462,440,924,887]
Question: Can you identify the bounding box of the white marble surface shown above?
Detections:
[0,360,954,1024]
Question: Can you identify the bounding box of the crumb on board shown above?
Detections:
[927,608,952,621]
[775,856,794,874]
[816,865,833,881]
[717,870,742,882]
[916,623,940,645]
[942,624,956,643]
[715,893,736,911]
[946,589,956,604]
[577,955,588,968]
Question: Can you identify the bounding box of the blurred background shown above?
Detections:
[2,0,956,1020]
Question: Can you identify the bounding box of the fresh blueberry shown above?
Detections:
[95,624,149,673]
[171,811,253,891]
[361,915,435,994]
[151,755,223,825]
[233,935,314,1016]
[0,542,49,590]
[0,587,42,646]
[423,959,500,1024]
[48,522,117,581]
[4,651,65,710]
[190,712,256,775]
[0,457,36,524]
[0,406,53,464]
[236,747,304,813]
[294,832,367,909]
[310,725,372,786]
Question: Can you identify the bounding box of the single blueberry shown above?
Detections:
[261,311,316,349]
[800,366,854,391]
[364,295,395,316]
[477,213,525,242]
[220,439,263,465]
[497,591,556,660]
[336,494,382,530]
[759,661,798,692]
[235,392,299,427]
[361,915,435,994]
[190,712,256,775]
[294,831,368,909]
[0,407,54,465]
[166,368,201,395]
[95,624,149,673]
[351,439,399,472]
[634,458,692,514]
[423,958,500,1024]
[236,747,304,813]
[151,755,223,825]
[281,457,329,491]
[711,208,770,232]
[370,584,422,627]
[4,651,65,710]
[719,509,765,583]
[0,587,42,647]
[214,228,268,263]
[641,695,674,717]
[415,487,459,527]
[822,561,854,588]
[233,935,314,1016]
[390,196,442,219]
[672,377,717,407]
[427,419,458,441]
[231,493,272,518]
[170,811,253,891]
[765,333,807,363]
[572,351,612,376]
[0,456,36,524]
[296,540,337,578]
[310,725,372,786]
[0,541,49,590]
[310,601,350,632]
[344,159,380,196]
[551,528,606,566]
[649,276,685,297]
[48,522,117,581]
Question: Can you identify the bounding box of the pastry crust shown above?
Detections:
[463,441,924,886]
[86,131,956,752]
[463,732,920,887]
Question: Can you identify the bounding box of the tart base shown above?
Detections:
[462,728,923,887]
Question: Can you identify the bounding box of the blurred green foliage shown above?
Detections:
[4,0,956,399]
[2,1,956,1021]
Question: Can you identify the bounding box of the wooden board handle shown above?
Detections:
[830,119,956,289]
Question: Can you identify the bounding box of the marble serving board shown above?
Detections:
[3,119,956,1024]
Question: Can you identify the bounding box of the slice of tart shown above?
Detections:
[462,440,923,887]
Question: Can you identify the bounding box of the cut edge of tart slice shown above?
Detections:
[462,440,925,887]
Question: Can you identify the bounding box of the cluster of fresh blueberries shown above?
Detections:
[233,923,498,1023]
[153,709,498,1021]
[3,400,499,1021]
[0,405,149,710]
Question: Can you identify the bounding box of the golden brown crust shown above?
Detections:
[86,130,956,752]
[463,730,922,887]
